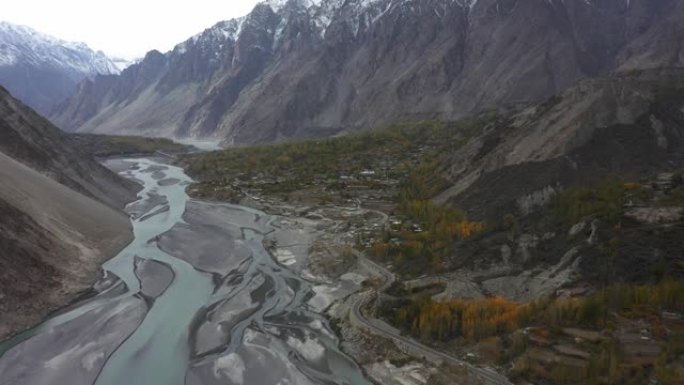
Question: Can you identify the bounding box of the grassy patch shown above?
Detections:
[182,119,485,200]
[551,180,626,225]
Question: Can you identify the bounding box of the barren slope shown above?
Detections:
[0,87,137,339]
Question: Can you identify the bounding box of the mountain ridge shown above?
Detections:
[51,0,684,143]
[0,21,129,115]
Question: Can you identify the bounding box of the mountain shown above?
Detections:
[439,68,684,215]
[0,22,129,115]
[52,0,684,144]
[0,86,137,339]
[0,85,137,208]
[430,68,684,296]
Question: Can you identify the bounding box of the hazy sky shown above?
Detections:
[3,0,263,59]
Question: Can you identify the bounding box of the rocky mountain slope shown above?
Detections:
[440,68,684,216]
[0,86,137,339]
[0,22,128,115]
[0,86,137,208]
[382,69,684,384]
[429,68,684,300]
[52,0,684,144]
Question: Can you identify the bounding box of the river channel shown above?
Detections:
[0,157,371,385]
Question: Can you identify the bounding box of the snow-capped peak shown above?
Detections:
[172,17,246,56]
[266,0,289,11]
[0,21,128,75]
[265,0,325,12]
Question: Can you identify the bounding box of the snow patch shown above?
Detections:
[173,17,245,56]
[266,0,325,13]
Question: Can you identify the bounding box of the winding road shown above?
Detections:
[350,250,514,385]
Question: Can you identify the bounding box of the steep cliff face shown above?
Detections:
[51,0,684,144]
[0,87,136,339]
[0,22,127,115]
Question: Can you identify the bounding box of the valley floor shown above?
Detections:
[190,170,684,385]
[180,115,684,385]
[1,156,374,385]
[223,191,500,385]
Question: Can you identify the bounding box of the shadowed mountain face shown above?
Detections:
[408,69,684,306]
[440,68,684,219]
[51,0,684,144]
[0,86,137,339]
[0,22,127,116]
[0,87,137,208]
